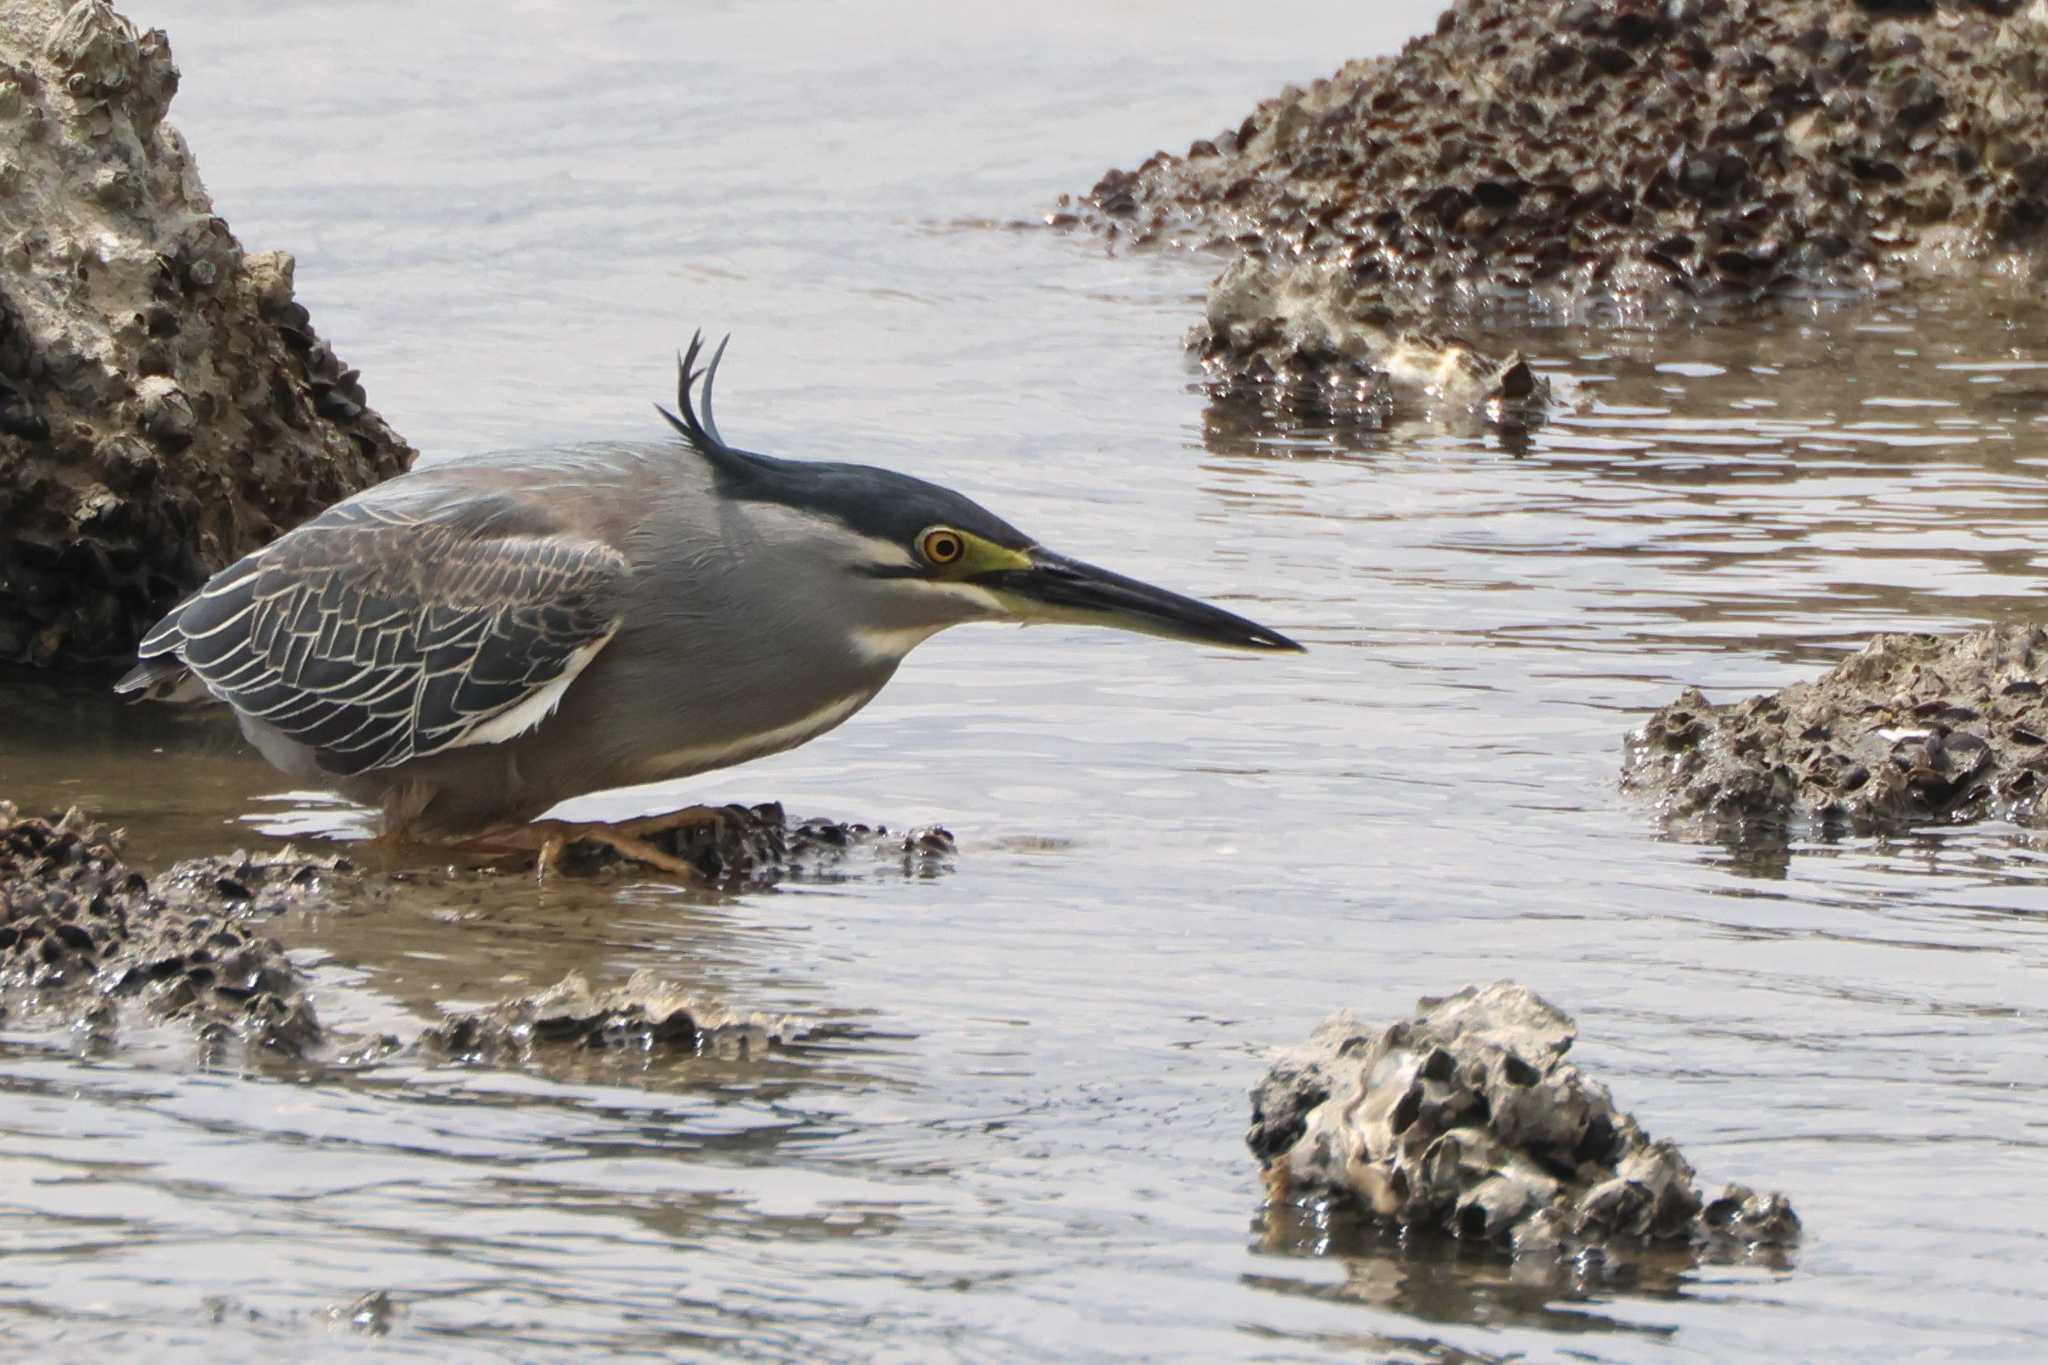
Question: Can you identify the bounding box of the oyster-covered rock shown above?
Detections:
[1625,624,2048,836]
[1059,0,2048,423]
[1250,982,1799,1262]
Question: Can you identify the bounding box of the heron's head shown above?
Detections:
[658,334,1303,660]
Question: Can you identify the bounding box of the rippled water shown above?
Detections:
[5,2,2048,1359]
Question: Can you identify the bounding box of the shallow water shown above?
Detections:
[5,1,2048,1359]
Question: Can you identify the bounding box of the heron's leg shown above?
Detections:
[537,829,568,882]
[439,821,554,876]
[539,806,730,877]
[450,812,725,880]
[538,820,707,879]
[607,805,726,840]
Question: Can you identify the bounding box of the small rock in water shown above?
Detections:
[422,969,807,1066]
[1249,982,1799,1264]
[320,1289,397,1336]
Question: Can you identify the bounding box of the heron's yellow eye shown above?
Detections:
[920,528,965,566]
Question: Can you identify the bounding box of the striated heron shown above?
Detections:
[118,335,1301,868]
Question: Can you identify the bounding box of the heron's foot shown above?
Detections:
[606,805,729,844]
[455,807,729,881]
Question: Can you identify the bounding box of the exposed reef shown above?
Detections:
[1625,624,2048,838]
[0,802,939,1065]
[1059,0,2048,419]
[0,0,412,668]
[1249,983,1798,1267]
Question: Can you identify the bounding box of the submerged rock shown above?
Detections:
[423,970,808,1067]
[1196,256,1550,428]
[0,0,412,668]
[320,1290,398,1338]
[1624,625,2048,836]
[1250,983,1797,1264]
[0,803,336,1057]
[1059,0,2048,420]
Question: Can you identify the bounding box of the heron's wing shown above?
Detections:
[130,497,630,776]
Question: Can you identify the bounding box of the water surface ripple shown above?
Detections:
[3,2,2046,1359]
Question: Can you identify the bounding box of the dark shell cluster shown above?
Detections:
[0,803,329,1057]
[1250,982,1799,1264]
[558,800,957,888]
[1625,624,2048,836]
[0,0,413,668]
[1192,305,1397,430]
[1059,0,2048,415]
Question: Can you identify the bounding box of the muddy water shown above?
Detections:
[4,1,2048,1359]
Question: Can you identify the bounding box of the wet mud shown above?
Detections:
[0,0,412,667]
[1057,0,2048,421]
[1624,625,2048,837]
[0,801,939,1066]
[1249,983,1798,1268]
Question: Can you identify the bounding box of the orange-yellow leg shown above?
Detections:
[452,806,727,881]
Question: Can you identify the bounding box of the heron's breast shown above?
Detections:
[627,685,877,785]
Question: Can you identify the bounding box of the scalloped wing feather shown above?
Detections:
[129,499,631,777]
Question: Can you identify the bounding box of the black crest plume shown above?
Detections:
[657,331,751,470]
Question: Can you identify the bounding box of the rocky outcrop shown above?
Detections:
[1625,625,2048,837]
[1250,983,1798,1264]
[0,0,412,668]
[1057,0,2048,419]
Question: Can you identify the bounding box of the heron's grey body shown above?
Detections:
[120,338,1300,838]
[130,444,973,833]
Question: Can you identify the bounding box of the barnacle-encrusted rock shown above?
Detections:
[0,0,412,668]
[0,802,339,1057]
[422,970,808,1067]
[1625,624,2048,836]
[1061,0,2048,418]
[1251,983,1798,1262]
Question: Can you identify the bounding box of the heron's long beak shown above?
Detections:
[978,549,1303,652]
